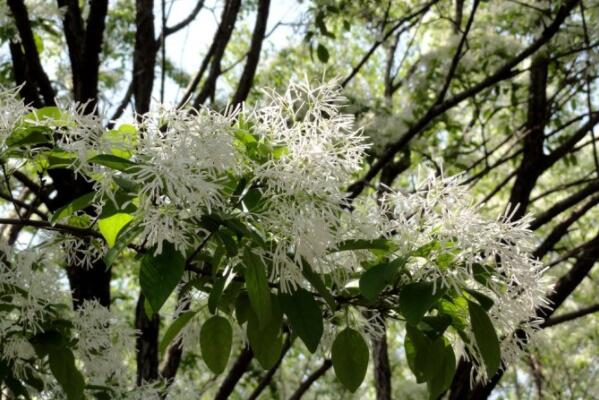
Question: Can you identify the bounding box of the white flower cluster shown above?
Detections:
[0,86,31,151]
[73,300,135,389]
[376,171,548,379]
[247,81,367,291]
[1,79,549,390]
[0,240,66,382]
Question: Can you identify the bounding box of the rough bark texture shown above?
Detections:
[372,329,392,400]
[231,0,271,105]
[135,295,160,385]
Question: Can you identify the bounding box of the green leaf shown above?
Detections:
[98,212,134,247]
[243,250,271,328]
[332,328,369,392]
[208,277,226,314]
[139,243,186,313]
[28,106,64,122]
[419,315,452,339]
[105,124,137,159]
[216,229,237,257]
[50,192,95,224]
[333,239,392,252]
[472,264,493,286]
[468,300,501,376]
[412,240,441,257]
[359,258,406,301]
[465,289,494,311]
[88,154,138,172]
[300,258,336,310]
[200,316,233,374]
[48,348,85,400]
[399,282,445,325]
[247,295,283,369]
[33,32,44,54]
[427,342,456,400]
[6,126,51,147]
[316,43,329,63]
[159,311,197,357]
[235,292,251,325]
[280,289,323,353]
[103,224,142,267]
[404,325,456,399]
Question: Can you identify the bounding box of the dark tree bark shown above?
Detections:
[193,0,242,107]
[231,0,271,106]
[8,41,42,107]
[134,0,157,115]
[214,346,254,400]
[508,55,549,220]
[372,329,392,400]
[8,0,56,105]
[135,295,160,385]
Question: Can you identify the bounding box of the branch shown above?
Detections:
[247,334,292,400]
[530,179,599,230]
[0,192,48,220]
[163,0,205,36]
[79,0,109,109]
[11,170,52,207]
[192,0,242,108]
[213,345,254,400]
[288,359,333,400]
[341,0,441,88]
[0,218,101,239]
[542,302,599,327]
[56,0,84,98]
[133,0,157,115]
[8,40,42,107]
[107,80,134,129]
[533,194,599,259]
[433,0,480,105]
[230,0,271,106]
[348,0,580,200]
[135,293,160,385]
[544,112,599,167]
[8,0,56,105]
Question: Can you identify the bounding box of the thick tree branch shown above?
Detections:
[56,0,84,97]
[231,0,271,106]
[530,179,599,230]
[533,194,599,259]
[288,359,333,400]
[79,0,109,109]
[542,302,599,327]
[163,0,205,36]
[8,0,56,106]
[134,0,156,115]
[193,0,242,108]
[247,334,292,400]
[213,345,254,400]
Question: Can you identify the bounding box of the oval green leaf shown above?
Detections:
[332,328,369,392]
[280,288,323,353]
[200,316,233,374]
[139,243,185,313]
[468,300,501,376]
[243,250,271,328]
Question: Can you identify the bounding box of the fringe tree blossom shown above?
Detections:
[0,80,548,397]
